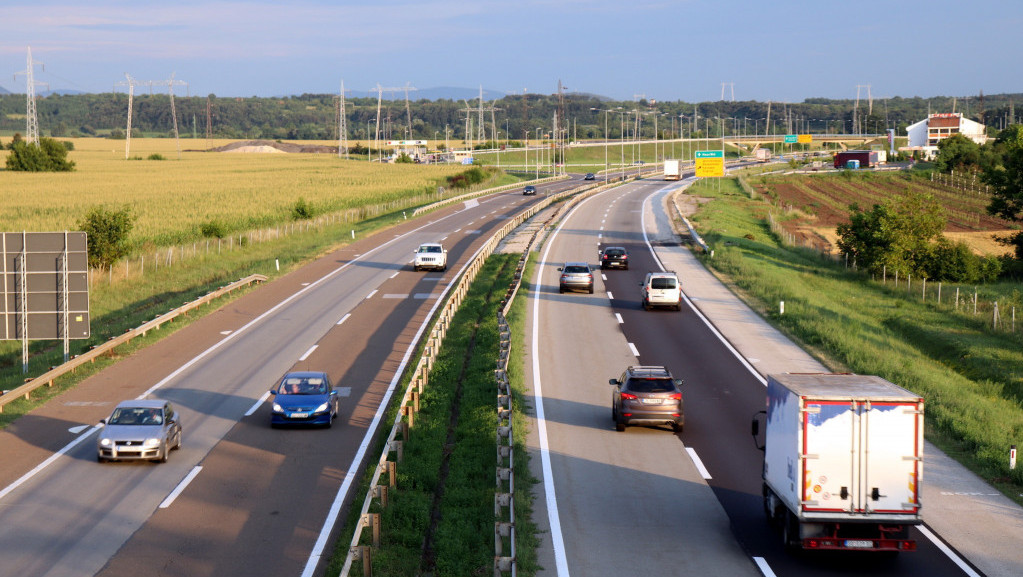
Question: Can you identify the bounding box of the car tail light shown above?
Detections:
[668,393,682,400]
[602,255,608,260]
[621,255,627,259]
[620,392,638,401]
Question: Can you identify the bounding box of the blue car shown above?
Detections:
[270,371,339,427]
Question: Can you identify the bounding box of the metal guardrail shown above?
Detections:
[0,274,267,413]
[339,174,627,577]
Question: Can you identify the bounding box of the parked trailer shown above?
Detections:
[834,150,879,169]
[663,159,682,180]
[752,373,923,553]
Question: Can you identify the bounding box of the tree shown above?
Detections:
[836,191,946,278]
[985,124,1023,259]
[934,133,981,173]
[78,206,136,270]
[5,137,75,172]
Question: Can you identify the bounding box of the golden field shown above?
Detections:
[0,138,465,248]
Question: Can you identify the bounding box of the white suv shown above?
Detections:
[640,271,682,311]
[413,243,447,271]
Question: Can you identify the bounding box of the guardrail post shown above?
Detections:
[372,484,389,508]
[387,460,397,488]
[402,405,414,428]
[350,545,371,577]
[389,439,404,463]
[362,512,381,547]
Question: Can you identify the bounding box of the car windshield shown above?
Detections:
[278,377,327,395]
[627,378,676,393]
[419,246,441,253]
[108,407,163,426]
[564,266,589,274]
[651,278,677,289]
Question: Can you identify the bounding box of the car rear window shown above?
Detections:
[651,278,677,289]
[626,378,676,393]
[564,266,589,273]
[605,250,625,257]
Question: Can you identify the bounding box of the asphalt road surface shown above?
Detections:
[526,177,981,576]
[0,178,580,577]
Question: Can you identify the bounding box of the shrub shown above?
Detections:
[5,137,75,172]
[147,153,166,161]
[292,197,314,220]
[78,205,136,270]
[199,219,228,239]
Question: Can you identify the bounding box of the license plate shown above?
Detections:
[289,412,309,418]
[641,398,662,405]
[844,540,873,548]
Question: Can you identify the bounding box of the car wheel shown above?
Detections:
[173,429,182,450]
[615,419,626,432]
[642,299,650,311]
[588,286,594,294]
[413,265,419,272]
[675,301,682,311]
[97,455,107,463]
[672,421,684,433]
[611,404,617,420]
[559,285,565,294]
[157,442,168,463]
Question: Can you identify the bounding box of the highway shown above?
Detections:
[527,177,979,576]
[0,178,578,577]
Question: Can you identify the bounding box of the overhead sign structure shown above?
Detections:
[694,150,725,177]
[386,140,427,146]
[2,232,90,370]
[797,134,813,144]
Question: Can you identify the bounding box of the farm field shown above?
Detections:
[0,137,470,249]
[748,171,1017,255]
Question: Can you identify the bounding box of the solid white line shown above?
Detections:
[628,342,640,357]
[686,447,712,479]
[337,313,351,325]
[245,391,270,416]
[918,525,982,577]
[298,345,317,361]
[389,271,399,279]
[159,466,203,509]
[615,313,624,324]
[0,425,100,501]
[365,289,378,299]
[606,291,614,300]
[752,557,777,577]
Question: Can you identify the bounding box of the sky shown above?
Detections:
[1,0,1021,103]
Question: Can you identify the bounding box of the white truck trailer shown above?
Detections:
[755,148,772,162]
[752,373,923,553]
[663,159,682,180]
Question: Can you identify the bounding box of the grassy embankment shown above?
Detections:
[325,253,540,576]
[0,138,521,413]
[685,175,1023,501]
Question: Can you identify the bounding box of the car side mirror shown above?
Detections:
[269,389,277,395]
[674,379,684,387]
[608,379,619,385]
[557,267,563,272]
[330,390,338,397]
[99,418,107,425]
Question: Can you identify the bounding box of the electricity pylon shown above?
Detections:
[14,47,47,145]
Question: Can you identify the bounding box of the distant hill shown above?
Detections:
[0,85,11,95]
[343,86,508,102]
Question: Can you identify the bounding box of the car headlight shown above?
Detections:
[314,402,329,413]
[145,438,161,447]
[272,403,283,412]
[99,438,112,447]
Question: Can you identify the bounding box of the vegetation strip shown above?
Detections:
[685,175,1023,501]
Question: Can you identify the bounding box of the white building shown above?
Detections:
[902,113,987,159]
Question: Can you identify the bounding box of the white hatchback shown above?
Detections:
[640,271,682,311]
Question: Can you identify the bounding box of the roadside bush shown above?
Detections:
[291,197,314,220]
[147,153,166,161]
[78,205,136,270]
[199,219,228,239]
[445,166,491,189]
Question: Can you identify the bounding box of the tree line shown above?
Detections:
[1,91,1020,143]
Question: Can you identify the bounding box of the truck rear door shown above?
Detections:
[862,401,921,514]
[802,401,857,513]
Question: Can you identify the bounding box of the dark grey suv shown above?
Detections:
[610,366,684,432]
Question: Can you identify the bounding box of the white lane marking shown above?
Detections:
[453,228,461,233]
[0,426,99,501]
[440,236,448,241]
[598,233,602,240]
[337,313,351,325]
[365,289,378,299]
[413,293,440,299]
[389,272,399,279]
[686,447,712,479]
[601,273,607,281]
[68,425,89,435]
[160,466,203,509]
[299,345,317,361]
[628,342,640,357]
[606,291,614,300]
[382,294,409,299]
[753,557,777,577]
[640,189,766,386]
[918,525,982,577]
[245,391,271,416]
[301,282,311,286]
[220,330,232,335]
[615,313,624,324]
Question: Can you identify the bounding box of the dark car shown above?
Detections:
[523,185,537,195]
[584,173,596,180]
[610,366,684,432]
[599,246,629,270]
[97,399,182,463]
[270,371,339,427]
[558,262,594,294]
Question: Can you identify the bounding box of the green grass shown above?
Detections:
[330,254,521,576]
[687,175,1023,500]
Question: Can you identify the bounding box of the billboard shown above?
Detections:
[2,232,90,341]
